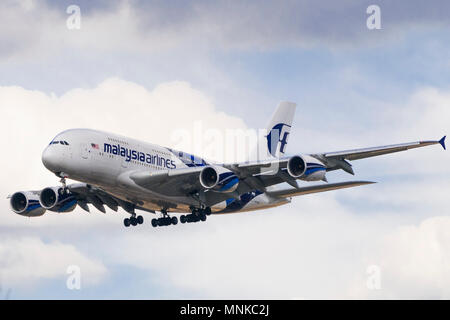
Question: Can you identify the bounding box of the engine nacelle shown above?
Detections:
[39,187,77,212]
[200,166,239,193]
[287,155,307,178]
[10,191,46,217]
[286,155,327,181]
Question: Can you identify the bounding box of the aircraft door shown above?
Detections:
[80,143,90,160]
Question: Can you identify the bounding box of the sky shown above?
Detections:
[0,0,449,299]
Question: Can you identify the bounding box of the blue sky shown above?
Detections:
[0,0,449,299]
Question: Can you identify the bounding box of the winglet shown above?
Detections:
[439,136,446,150]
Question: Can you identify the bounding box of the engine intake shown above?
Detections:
[287,155,307,178]
[200,166,219,189]
[199,166,240,192]
[10,191,46,217]
[39,187,77,212]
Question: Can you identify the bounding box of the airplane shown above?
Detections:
[8,102,446,228]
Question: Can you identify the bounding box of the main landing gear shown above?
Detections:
[151,210,178,228]
[180,207,211,224]
[123,207,212,228]
[124,214,144,227]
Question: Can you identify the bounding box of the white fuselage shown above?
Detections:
[42,129,289,214]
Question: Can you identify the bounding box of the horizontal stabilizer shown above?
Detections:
[267,180,375,198]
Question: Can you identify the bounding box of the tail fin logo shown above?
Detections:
[266,123,291,157]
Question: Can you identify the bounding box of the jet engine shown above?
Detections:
[287,155,307,178]
[286,155,327,181]
[39,187,77,212]
[10,191,46,217]
[199,166,239,193]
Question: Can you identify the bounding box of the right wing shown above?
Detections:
[68,183,155,214]
[129,167,205,196]
[119,136,445,208]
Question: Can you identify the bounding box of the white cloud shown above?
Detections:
[0,236,107,288]
[2,0,450,63]
[349,216,450,299]
[0,77,247,226]
[0,78,448,298]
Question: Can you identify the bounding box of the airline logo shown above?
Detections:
[103,143,176,169]
[266,123,291,157]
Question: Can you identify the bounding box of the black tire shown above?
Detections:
[137,215,144,225]
[130,217,137,226]
[171,216,178,225]
[151,218,158,227]
[204,207,212,216]
[200,213,207,222]
[124,218,130,227]
[180,215,186,224]
[190,214,199,223]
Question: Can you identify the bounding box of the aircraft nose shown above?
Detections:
[42,147,61,172]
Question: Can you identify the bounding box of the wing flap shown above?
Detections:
[267,181,375,198]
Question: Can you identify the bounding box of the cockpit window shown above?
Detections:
[49,140,69,146]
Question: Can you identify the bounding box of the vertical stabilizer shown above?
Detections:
[250,101,296,161]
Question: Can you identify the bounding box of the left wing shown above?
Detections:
[267,180,375,198]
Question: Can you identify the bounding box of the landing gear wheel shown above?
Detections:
[180,215,186,224]
[137,215,144,225]
[124,218,130,227]
[130,217,137,226]
[204,207,212,216]
[151,218,158,227]
[200,213,207,222]
[171,216,178,225]
[157,218,169,227]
